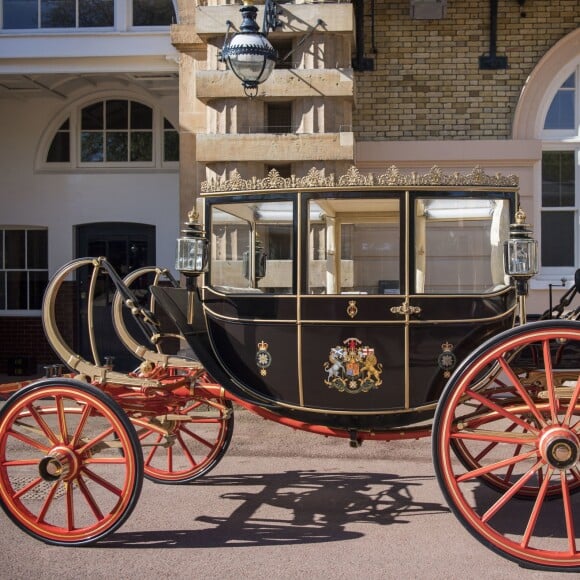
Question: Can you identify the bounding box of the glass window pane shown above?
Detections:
[41,0,75,28]
[542,151,575,207]
[106,100,128,130]
[308,198,400,295]
[130,132,152,161]
[106,132,128,161]
[47,131,70,163]
[164,130,179,162]
[27,230,48,269]
[544,73,575,130]
[133,0,176,26]
[211,202,294,293]
[81,132,103,162]
[82,102,103,130]
[541,211,575,267]
[0,232,3,269]
[5,230,25,269]
[79,0,113,27]
[3,0,38,29]
[29,271,48,309]
[416,198,509,294]
[6,271,27,309]
[131,102,153,129]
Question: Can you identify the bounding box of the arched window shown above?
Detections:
[45,98,179,168]
[540,68,579,277]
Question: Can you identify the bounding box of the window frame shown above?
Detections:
[0,227,49,316]
[40,96,179,171]
[539,65,580,282]
[0,1,177,31]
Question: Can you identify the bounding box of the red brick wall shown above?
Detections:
[0,281,76,375]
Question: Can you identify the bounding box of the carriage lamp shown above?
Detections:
[176,210,209,279]
[504,208,538,318]
[219,0,281,97]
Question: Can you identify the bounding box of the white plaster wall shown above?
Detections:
[0,91,180,276]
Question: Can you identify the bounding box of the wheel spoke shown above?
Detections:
[561,470,578,556]
[464,389,540,433]
[456,448,538,483]
[76,475,104,521]
[564,375,580,426]
[81,466,123,497]
[498,357,547,427]
[143,433,163,467]
[56,396,70,445]
[472,422,518,462]
[65,482,74,531]
[541,339,559,423]
[36,481,60,524]
[451,428,535,445]
[6,429,50,454]
[70,403,92,447]
[482,459,545,523]
[521,466,554,547]
[175,431,197,468]
[77,425,115,455]
[13,476,45,500]
[27,404,60,445]
[180,425,217,449]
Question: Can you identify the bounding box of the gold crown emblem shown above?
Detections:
[441,341,454,352]
[258,340,269,351]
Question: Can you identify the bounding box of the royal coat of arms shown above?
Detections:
[324,338,383,394]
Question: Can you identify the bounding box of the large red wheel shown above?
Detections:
[135,395,233,484]
[433,320,580,572]
[0,379,143,546]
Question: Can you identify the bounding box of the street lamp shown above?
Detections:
[220,0,281,97]
[503,208,538,322]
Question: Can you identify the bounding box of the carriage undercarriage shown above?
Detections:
[0,168,579,572]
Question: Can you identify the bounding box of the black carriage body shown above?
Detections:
[160,171,519,431]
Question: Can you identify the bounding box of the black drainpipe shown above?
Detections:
[352,0,374,71]
[479,0,508,69]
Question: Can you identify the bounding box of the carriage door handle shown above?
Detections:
[390,300,421,316]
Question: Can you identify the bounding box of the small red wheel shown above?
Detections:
[0,379,143,546]
[433,320,580,572]
[135,396,233,484]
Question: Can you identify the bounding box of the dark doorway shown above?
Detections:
[75,222,156,372]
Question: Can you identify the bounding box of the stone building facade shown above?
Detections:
[172,0,580,313]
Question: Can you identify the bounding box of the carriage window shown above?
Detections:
[210,201,293,294]
[415,198,510,294]
[308,198,400,295]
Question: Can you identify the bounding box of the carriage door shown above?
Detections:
[75,222,155,372]
[300,194,407,412]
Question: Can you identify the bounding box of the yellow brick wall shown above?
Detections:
[355,0,580,140]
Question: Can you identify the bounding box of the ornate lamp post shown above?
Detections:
[220,0,280,97]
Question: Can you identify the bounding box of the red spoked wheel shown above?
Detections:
[134,395,233,484]
[433,320,580,571]
[0,379,143,546]
[450,375,580,499]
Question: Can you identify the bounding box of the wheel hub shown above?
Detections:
[38,446,80,482]
[539,427,580,470]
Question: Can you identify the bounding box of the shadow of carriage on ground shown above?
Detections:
[99,469,449,549]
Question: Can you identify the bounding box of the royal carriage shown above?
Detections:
[0,166,578,572]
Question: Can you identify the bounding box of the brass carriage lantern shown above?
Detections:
[504,208,538,321]
[176,210,209,279]
[220,0,280,97]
